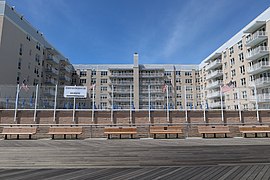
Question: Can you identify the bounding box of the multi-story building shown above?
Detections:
[74,53,200,110]
[0,1,77,108]
[200,7,270,110]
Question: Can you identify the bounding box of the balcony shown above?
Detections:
[45,68,59,76]
[249,77,270,88]
[46,55,59,64]
[207,91,222,99]
[205,59,222,71]
[110,97,131,102]
[140,89,163,94]
[59,75,71,82]
[60,66,72,73]
[246,46,269,61]
[246,31,268,47]
[140,73,164,78]
[208,102,224,109]
[250,93,270,103]
[141,81,164,85]
[108,88,132,94]
[109,81,133,86]
[140,97,164,102]
[206,80,223,90]
[247,61,270,75]
[206,70,223,80]
[45,79,58,85]
[109,73,133,78]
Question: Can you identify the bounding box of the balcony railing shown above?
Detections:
[246,31,267,46]
[140,89,163,94]
[47,55,59,64]
[59,76,71,82]
[249,77,270,87]
[206,80,223,90]
[45,68,59,76]
[109,81,133,85]
[140,73,164,77]
[246,46,269,61]
[209,102,224,109]
[141,81,164,85]
[207,91,221,99]
[45,79,58,85]
[109,73,133,78]
[247,61,270,74]
[206,70,223,80]
[205,59,222,71]
[251,93,270,103]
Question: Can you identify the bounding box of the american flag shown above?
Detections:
[221,81,234,93]
[162,84,168,93]
[90,84,96,89]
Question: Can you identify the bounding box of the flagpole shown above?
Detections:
[14,84,20,122]
[130,85,132,124]
[237,88,242,122]
[148,85,151,122]
[111,85,114,123]
[92,85,95,122]
[33,84,38,122]
[254,84,260,121]
[166,85,169,122]
[203,86,206,122]
[53,85,57,122]
[72,97,76,123]
[220,86,224,122]
[184,85,188,122]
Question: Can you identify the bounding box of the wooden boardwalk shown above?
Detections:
[0,138,270,179]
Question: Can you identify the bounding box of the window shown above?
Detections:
[237,40,243,50]
[225,73,228,79]
[240,78,246,86]
[164,71,171,76]
[91,70,96,76]
[176,101,182,106]
[232,81,237,87]
[100,102,107,109]
[234,105,239,110]
[26,34,31,41]
[91,79,96,84]
[19,44,23,55]
[36,43,41,50]
[176,86,181,91]
[240,65,245,74]
[223,51,227,59]
[231,69,236,77]
[101,71,107,76]
[224,62,227,69]
[185,79,192,83]
[18,58,22,70]
[17,72,21,84]
[101,79,107,84]
[239,53,244,62]
[233,93,238,100]
[80,79,86,84]
[176,78,181,83]
[230,58,235,66]
[185,71,192,76]
[101,86,107,92]
[229,46,234,55]
[186,86,193,91]
[196,86,200,91]
[196,78,200,83]
[186,94,193,99]
[176,94,182,98]
[242,91,247,99]
[100,94,107,100]
[80,71,87,77]
[176,71,181,76]
[243,104,248,110]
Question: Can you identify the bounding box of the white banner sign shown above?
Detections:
[64,86,87,98]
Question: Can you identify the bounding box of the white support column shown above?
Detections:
[14,84,20,122]
[53,85,58,122]
[72,97,76,122]
[254,84,260,121]
[237,88,242,122]
[111,85,114,123]
[184,85,188,122]
[220,86,224,122]
[148,85,151,122]
[92,85,95,122]
[129,85,132,123]
[166,85,169,122]
[33,84,39,122]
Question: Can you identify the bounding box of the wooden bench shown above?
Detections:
[104,127,137,139]
[47,127,83,139]
[150,126,183,139]
[1,127,37,140]
[239,126,270,138]
[198,126,230,138]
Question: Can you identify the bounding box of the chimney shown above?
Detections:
[133,52,139,67]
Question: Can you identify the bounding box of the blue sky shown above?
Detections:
[6,0,270,65]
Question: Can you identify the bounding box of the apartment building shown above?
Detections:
[0,1,78,108]
[200,7,270,110]
[74,54,200,110]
